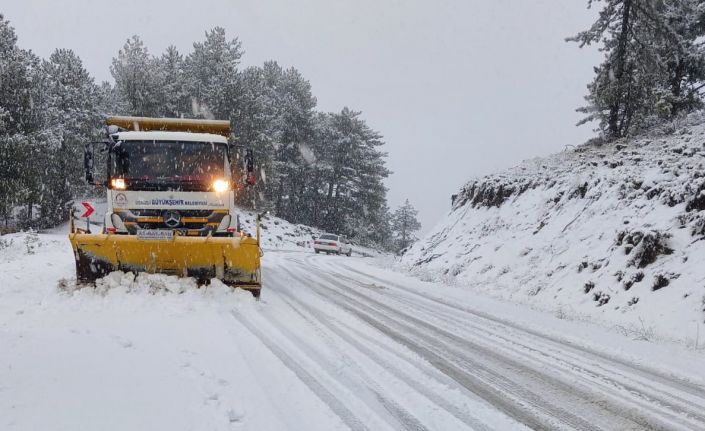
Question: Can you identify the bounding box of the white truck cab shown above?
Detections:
[103,130,240,237]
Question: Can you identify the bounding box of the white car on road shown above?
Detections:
[314,233,352,256]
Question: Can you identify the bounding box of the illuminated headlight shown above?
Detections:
[212,179,230,193]
[111,178,126,190]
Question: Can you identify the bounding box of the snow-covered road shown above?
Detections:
[2,232,705,430]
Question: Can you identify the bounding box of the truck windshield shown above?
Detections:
[112,140,226,180]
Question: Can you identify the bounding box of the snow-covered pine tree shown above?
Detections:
[0,14,47,226]
[391,199,421,253]
[355,115,391,245]
[569,0,705,139]
[110,35,160,116]
[657,0,705,118]
[184,27,242,119]
[343,194,393,248]
[267,65,317,221]
[230,63,281,211]
[0,14,41,136]
[155,45,191,118]
[95,81,123,117]
[1,16,105,228]
[0,15,27,225]
[40,48,101,225]
[309,108,390,243]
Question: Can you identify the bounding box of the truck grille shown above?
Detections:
[128,209,215,218]
[114,209,228,236]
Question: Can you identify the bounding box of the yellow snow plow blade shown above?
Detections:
[69,233,261,296]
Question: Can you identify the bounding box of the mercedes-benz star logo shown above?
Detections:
[163,210,181,228]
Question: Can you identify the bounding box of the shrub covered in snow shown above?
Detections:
[652,274,671,291]
[616,230,673,268]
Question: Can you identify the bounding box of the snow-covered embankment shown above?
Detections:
[403,118,705,344]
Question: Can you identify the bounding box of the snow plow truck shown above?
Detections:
[69,116,262,297]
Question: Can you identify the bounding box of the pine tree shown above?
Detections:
[1,16,103,228]
[0,14,46,226]
[391,199,421,252]
[0,14,26,224]
[0,14,42,135]
[569,0,705,139]
[184,27,243,119]
[110,35,160,116]
[274,67,317,222]
[95,81,123,117]
[40,48,100,224]
[155,45,191,118]
[657,0,705,118]
[231,63,282,211]
[307,108,390,243]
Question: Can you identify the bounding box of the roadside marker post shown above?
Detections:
[81,202,95,233]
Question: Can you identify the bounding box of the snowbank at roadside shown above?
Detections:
[239,209,385,256]
[239,210,319,251]
[0,231,348,431]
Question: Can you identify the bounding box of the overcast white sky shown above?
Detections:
[4,0,600,231]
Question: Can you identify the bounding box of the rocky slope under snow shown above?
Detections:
[402,116,705,344]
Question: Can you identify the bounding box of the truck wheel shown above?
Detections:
[347,250,352,256]
[315,249,320,254]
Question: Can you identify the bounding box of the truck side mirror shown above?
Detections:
[84,143,95,183]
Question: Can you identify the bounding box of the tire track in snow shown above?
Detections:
[230,310,370,431]
[281,259,690,431]
[311,265,705,430]
[253,281,431,431]
[279,265,595,431]
[266,272,494,431]
[328,260,705,425]
[323,263,705,426]
[338,260,705,397]
[387,287,705,425]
